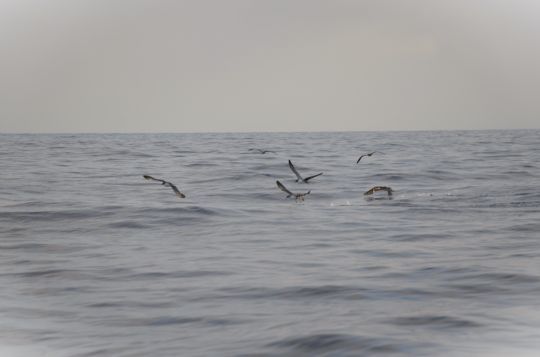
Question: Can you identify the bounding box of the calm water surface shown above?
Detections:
[1,130,539,356]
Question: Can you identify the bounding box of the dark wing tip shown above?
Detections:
[276,180,293,195]
[305,172,323,182]
[169,184,186,198]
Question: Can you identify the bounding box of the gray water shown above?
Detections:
[1,130,539,357]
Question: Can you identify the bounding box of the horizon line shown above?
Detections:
[0,127,537,135]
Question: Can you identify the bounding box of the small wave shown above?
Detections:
[0,243,84,253]
[365,174,405,181]
[389,232,453,242]
[108,315,243,327]
[214,285,367,301]
[125,270,233,280]
[266,333,404,354]
[148,317,204,326]
[87,301,173,309]
[330,200,352,207]
[185,162,219,167]
[6,269,85,279]
[447,272,540,284]
[0,243,48,250]
[138,205,224,217]
[388,315,482,329]
[443,283,509,295]
[0,209,109,222]
[106,221,149,229]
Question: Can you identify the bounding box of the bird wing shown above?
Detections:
[276,180,294,196]
[143,175,165,183]
[165,182,186,198]
[364,187,376,195]
[288,160,303,181]
[379,186,392,195]
[304,172,323,182]
[356,155,365,163]
[364,186,392,195]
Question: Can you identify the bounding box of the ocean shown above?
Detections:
[1,130,539,356]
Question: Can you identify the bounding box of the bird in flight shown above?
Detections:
[288,160,323,183]
[364,186,393,196]
[143,175,186,198]
[276,180,311,202]
[356,151,381,163]
[249,148,276,154]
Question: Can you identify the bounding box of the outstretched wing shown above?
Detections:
[143,175,165,183]
[165,182,186,198]
[304,172,323,182]
[288,160,303,181]
[356,155,366,163]
[364,186,392,195]
[276,180,294,196]
[364,187,376,195]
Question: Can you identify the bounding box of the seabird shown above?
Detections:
[276,180,311,202]
[143,175,186,198]
[356,151,381,163]
[288,160,323,183]
[249,148,276,154]
[364,186,393,196]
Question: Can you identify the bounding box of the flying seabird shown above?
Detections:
[356,151,381,163]
[249,148,276,154]
[364,186,393,196]
[288,160,323,183]
[143,175,186,198]
[276,180,311,202]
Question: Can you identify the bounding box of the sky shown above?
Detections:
[1,0,539,133]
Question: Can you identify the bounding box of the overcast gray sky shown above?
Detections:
[1,0,539,133]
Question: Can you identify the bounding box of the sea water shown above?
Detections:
[1,130,539,356]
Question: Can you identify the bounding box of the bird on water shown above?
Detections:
[143,175,186,198]
[288,160,323,183]
[276,180,311,202]
[364,186,393,196]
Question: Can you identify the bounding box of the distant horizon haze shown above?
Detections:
[1,0,539,133]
